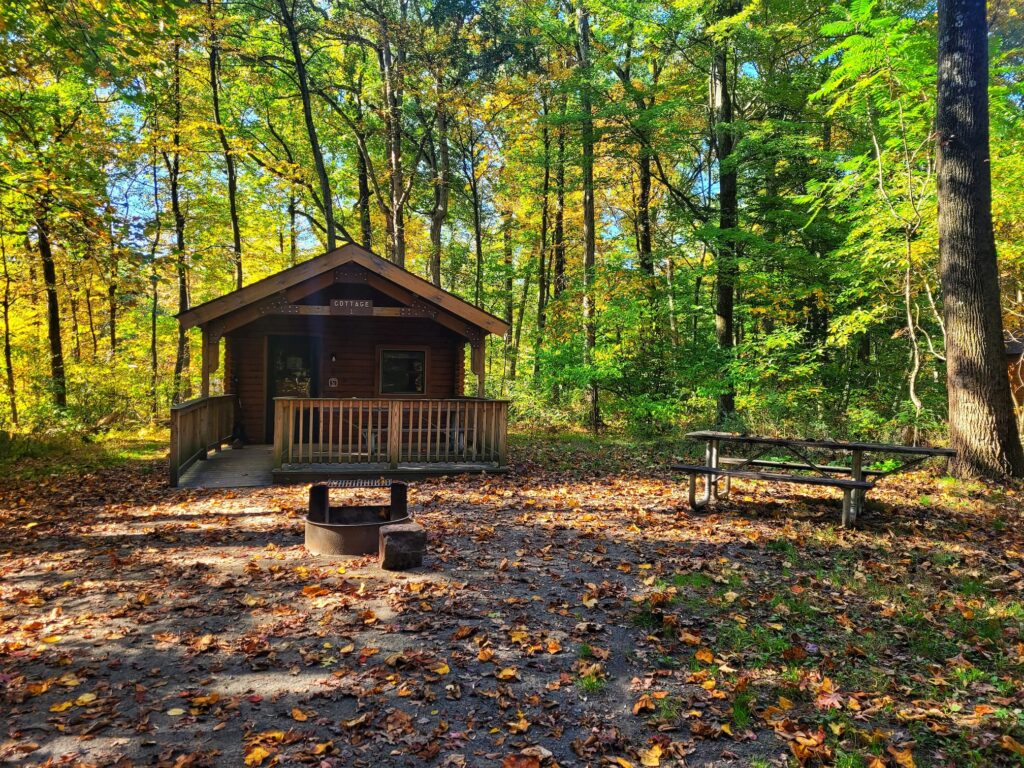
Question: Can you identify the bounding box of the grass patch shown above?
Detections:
[576,672,606,695]
[0,429,166,482]
[731,690,755,728]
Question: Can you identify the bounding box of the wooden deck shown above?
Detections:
[177,445,275,489]
[175,444,502,489]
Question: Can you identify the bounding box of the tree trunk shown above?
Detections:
[208,0,243,289]
[278,0,336,251]
[510,260,533,382]
[468,140,484,306]
[149,161,161,419]
[535,96,551,380]
[67,271,81,361]
[379,25,406,267]
[357,139,373,249]
[0,224,18,425]
[503,209,514,326]
[165,42,190,404]
[552,106,567,298]
[712,41,738,422]
[937,0,1024,478]
[288,194,298,266]
[35,202,66,407]
[429,99,450,287]
[85,287,98,356]
[107,280,117,353]
[637,139,654,275]
[577,0,600,432]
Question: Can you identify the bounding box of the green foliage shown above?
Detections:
[0,0,1018,444]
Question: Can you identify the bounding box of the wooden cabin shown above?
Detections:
[169,244,510,486]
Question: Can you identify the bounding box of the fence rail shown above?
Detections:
[273,398,508,469]
[169,394,235,486]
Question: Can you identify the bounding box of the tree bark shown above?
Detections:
[149,161,161,419]
[107,280,117,353]
[552,104,567,298]
[510,260,532,382]
[164,42,190,404]
[288,194,298,266]
[356,138,373,249]
[35,202,67,407]
[85,287,97,356]
[937,0,1024,478]
[278,0,337,251]
[535,94,551,380]
[208,0,243,289]
[67,269,81,361]
[378,17,407,266]
[712,38,738,422]
[0,222,17,424]
[429,99,450,287]
[577,0,600,432]
[637,140,654,275]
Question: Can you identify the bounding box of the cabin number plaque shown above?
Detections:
[330,299,373,315]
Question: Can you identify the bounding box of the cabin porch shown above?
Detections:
[170,395,508,488]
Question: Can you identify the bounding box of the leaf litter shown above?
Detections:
[1,439,1023,766]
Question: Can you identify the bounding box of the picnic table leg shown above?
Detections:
[708,439,719,501]
[688,471,711,510]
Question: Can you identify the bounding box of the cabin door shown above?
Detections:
[266,335,320,442]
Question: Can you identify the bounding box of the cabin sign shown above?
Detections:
[330,299,373,315]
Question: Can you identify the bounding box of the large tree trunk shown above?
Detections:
[577,0,600,432]
[937,0,1024,479]
[278,0,336,251]
[712,41,738,422]
[208,0,243,288]
[35,201,66,408]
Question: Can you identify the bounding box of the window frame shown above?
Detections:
[376,346,430,397]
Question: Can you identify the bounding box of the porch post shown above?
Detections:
[200,326,217,398]
[471,340,485,398]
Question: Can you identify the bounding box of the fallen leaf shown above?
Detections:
[639,743,662,767]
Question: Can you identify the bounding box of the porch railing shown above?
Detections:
[169,394,236,486]
[273,398,508,469]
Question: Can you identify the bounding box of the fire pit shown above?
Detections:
[305,480,410,555]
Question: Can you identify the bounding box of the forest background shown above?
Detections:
[1,0,1022,444]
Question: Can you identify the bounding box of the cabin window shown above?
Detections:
[380,349,427,395]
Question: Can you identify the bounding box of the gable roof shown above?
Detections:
[177,242,510,337]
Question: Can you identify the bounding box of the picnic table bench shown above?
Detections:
[673,431,955,526]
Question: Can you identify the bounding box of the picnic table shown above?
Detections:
[673,431,956,526]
